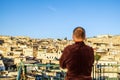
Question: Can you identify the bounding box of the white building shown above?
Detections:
[23,48,33,57]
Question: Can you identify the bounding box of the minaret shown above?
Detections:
[33,43,38,58]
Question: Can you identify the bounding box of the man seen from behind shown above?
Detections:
[59,26,94,80]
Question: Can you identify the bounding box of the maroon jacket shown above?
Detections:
[59,41,94,80]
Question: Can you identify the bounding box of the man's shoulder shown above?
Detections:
[84,45,94,52]
[65,44,73,49]
[64,44,75,50]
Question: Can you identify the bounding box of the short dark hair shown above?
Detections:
[73,26,86,39]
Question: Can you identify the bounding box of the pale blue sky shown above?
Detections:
[0,0,120,39]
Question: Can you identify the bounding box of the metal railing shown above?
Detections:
[16,62,120,80]
[92,63,120,80]
[16,61,65,80]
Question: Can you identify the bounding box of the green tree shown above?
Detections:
[94,54,101,63]
[64,37,67,40]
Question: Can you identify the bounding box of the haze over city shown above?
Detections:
[0,0,120,39]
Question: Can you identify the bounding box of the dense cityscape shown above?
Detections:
[0,34,120,80]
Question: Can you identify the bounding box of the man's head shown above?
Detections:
[72,26,86,42]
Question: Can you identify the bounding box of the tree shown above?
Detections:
[94,54,101,63]
[57,38,62,41]
[64,37,67,40]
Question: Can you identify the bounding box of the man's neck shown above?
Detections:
[74,39,84,42]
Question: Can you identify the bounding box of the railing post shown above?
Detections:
[92,64,94,80]
[95,63,97,80]
[96,63,102,80]
[16,65,21,80]
[99,63,102,80]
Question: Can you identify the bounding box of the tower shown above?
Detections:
[33,43,38,58]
